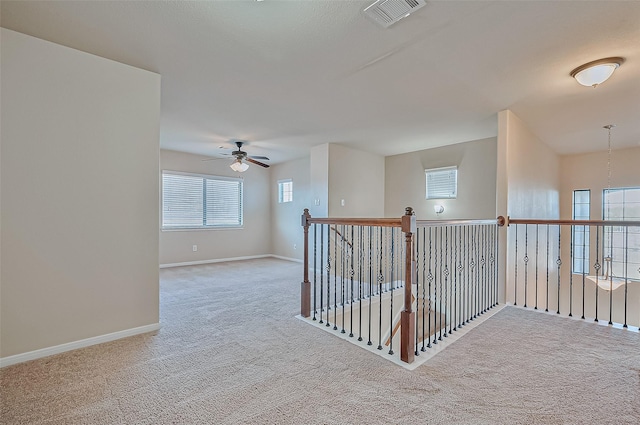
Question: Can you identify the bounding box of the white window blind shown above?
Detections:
[425,166,457,199]
[278,179,293,203]
[162,171,243,229]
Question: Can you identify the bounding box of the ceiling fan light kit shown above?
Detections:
[226,140,270,172]
[230,158,249,173]
[570,57,624,88]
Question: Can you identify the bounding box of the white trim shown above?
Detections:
[0,323,160,368]
[270,255,303,263]
[160,254,303,268]
[160,254,271,268]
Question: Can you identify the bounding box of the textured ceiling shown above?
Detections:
[2,1,639,164]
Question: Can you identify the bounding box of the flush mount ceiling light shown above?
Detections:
[230,158,249,173]
[570,57,624,88]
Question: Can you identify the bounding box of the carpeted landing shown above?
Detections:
[1,258,638,424]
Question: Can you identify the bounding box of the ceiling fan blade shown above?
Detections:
[246,157,270,168]
[248,155,270,161]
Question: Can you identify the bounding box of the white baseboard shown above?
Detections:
[160,254,303,268]
[0,323,160,368]
[270,255,303,263]
[160,254,271,268]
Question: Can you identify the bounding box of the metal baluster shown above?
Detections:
[546,225,550,312]
[334,226,338,330]
[457,226,464,327]
[608,223,613,326]
[378,227,384,350]
[422,228,428,351]
[556,225,562,315]
[535,224,539,310]
[350,225,355,336]
[524,224,529,308]
[341,225,346,334]
[453,226,459,330]
[433,227,438,345]
[443,226,450,337]
[326,224,331,327]
[492,225,498,307]
[473,226,478,319]
[569,224,574,317]
[594,226,601,322]
[427,227,433,348]
[358,226,363,341]
[319,224,324,324]
[368,226,373,346]
[465,225,471,324]
[415,229,420,356]
[439,226,444,341]
[481,225,487,313]
[514,224,518,306]
[389,227,395,355]
[581,224,586,320]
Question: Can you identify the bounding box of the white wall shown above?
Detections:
[160,149,271,266]
[1,29,160,358]
[270,157,312,261]
[328,144,385,217]
[385,137,497,220]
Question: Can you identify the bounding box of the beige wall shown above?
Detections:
[160,150,271,265]
[1,29,160,358]
[328,144,385,217]
[559,147,640,220]
[385,137,497,219]
[309,144,329,217]
[270,157,312,260]
[497,110,560,307]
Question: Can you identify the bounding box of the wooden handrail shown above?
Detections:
[416,218,501,227]
[307,217,402,227]
[507,218,640,227]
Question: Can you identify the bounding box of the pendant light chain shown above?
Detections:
[603,124,615,264]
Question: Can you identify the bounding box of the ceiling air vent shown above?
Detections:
[363,0,427,28]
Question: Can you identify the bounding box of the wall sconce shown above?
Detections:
[434,204,444,215]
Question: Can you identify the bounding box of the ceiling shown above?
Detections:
[2,1,639,164]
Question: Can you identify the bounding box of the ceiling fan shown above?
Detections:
[205,140,270,172]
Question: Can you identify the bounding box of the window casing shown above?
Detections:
[425,166,457,199]
[572,190,590,274]
[278,179,293,203]
[162,171,243,229]
[603,187,640,281]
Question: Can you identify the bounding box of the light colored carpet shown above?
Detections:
[1,258,638,424]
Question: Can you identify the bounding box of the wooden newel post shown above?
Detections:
[301,209,311,317]
[400,207,416,363]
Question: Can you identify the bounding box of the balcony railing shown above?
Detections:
[507,218,640,328]
[300,208,503,364]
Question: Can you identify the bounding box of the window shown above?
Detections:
[603,187,640,280]
[572,190,590,274]
[425,166,457,199]
[278,179,293,203]
[162,171,243,229]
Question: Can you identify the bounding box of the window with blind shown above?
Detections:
[425,166,457,199]
[278,179,293,203]
[162,171,243,229]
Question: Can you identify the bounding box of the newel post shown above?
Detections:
[400,207,416,363]
[301,209,311,317]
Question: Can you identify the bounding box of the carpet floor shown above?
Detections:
[1,258,638,424]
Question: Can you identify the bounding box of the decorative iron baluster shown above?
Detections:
[556,225,562,315]
[415,229,420,356]
[427,227,433,348]
[569,223,574,317]
[453,226,459,330]
[624,228,629,328]
[457,226,464,328]
[334,225,338,330]
[481,225,487,313]
[524,224,529,308]
[439,226,444,341]
[319,224,324,324]
[514,224,518,306]
[341,225,346,334]
[350,225,355,337]
[546,224,550,312]
[594,226,600,322]
[368,226,373,346]
[378,227,384,350]
[443,226,449,337]
[581,224,586,320]
[535,224,539,310]
[389,227,395,355]
[326,224,331,327]
[358,226,363,341]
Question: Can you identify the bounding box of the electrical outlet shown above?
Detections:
[192,245,197,252]
[341,199,345,207]
[294,244,297,250]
